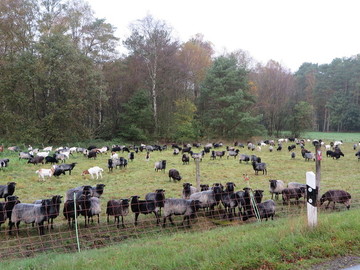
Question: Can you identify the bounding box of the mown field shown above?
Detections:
[0,132,359,268]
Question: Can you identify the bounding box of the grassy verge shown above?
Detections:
[2,209,359,270]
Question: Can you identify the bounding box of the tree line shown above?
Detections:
[1,0,359,144]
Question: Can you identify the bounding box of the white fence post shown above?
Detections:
[306,171,318,228]
[195,158,200,190]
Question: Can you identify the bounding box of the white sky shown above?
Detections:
[86,0,360,72]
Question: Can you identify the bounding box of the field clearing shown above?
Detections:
[0,137,359,259]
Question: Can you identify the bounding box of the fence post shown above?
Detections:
[315,144,322,201]
[73,192,81,252]
[306,171,318,228]
[195,158,201,190]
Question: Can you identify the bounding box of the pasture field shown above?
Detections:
[0,136,359,266]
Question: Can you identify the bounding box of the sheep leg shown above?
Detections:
[168,216,175,226]
[121,216,125,228]
[162,217,167,228]
[97,214,100,224]
[107,215,109,223]
[134,213,139,226]
[326,201,331,209]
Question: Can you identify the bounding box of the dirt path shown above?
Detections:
[310,256,360,270]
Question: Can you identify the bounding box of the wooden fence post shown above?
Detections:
[195,158,200,190]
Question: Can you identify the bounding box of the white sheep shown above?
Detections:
[35,168,54,181]
[43,146,53,152]
[81,166,104,179]
[37,151,50,158]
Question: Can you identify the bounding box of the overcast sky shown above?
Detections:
[86,0,360,72]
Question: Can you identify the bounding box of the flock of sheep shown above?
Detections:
[0,138,357,237]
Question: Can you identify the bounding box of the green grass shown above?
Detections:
[0,132,359,267]
[302,131,360,143]
[1,209,359,270]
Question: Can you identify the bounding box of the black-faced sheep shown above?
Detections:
[252,161,267,175]
[0,182,16,201]
[162,199,201,228]
[320,190,351,210]
[182,154,190,165]
[269,180,285,200]
[106,199,130,228]
[130,196,160,226]
[154,160,166,172]
[182,183,198,199]
[168,169,182,181]
[281,188,306,205]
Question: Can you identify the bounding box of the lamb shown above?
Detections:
[10,199,52,235]
[269,180,285,200]
[106,199,130,228]
[182,154,190,165]
[35,168,54,181]
[130,195,160,226]
[162,199,202,227]
[27,156,45,165]
[182,183,198,199]
[81,166,104,179]
[168,169,182,181]
[34,195,62,229]
[154,160,166,172]
[320,190,351,210]
[252,161,267,175]
[282,188,306,205]
[0,182,16,201]
[0,195,20,229]
[19,152,33,161]
[189,185,223,214]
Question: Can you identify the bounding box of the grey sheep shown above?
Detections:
[34,195,63,229]
[162,198,202,227]
[154,160,167,172]
[65,184,106,201]
[106,199,130,228]
[269,180,285,200]
[320,190,351,210]
[10,199,52,235]
[189,185,223,215]
[282,188,306,205]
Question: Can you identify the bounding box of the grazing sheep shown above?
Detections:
[239,154,250,163]
[320,190,351,210]
[282,188,306,205]
[276,145,282,151]
[154,160,166,172]
[45,155,58,164]
[168,169,182,181]
[162,199,202,227]
[10,199,52,235]
[291,152,296,159]
[211,150,225,159]
[87,151,97,159]
[182,183,198,199]
[252,161,267,175]
[81,166,104,179]
[106,199,130,228]
[130,196,160,226]
[269,180,285,200]
[129,152,135,162]
[190,151,204,161]
[0,158,10,168]
[182,154,190,165]
[356,151,360,161]
[227,149,239,159]
[28,156,45,165]
[19,152,33,161]
[0,182,16,201]
[304,152,315,161]
[35,168,54,181]
[288,145,296,152]
[173,148,180,155]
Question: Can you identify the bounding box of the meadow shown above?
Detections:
[0,132,359,268]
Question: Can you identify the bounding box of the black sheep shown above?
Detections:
[168,169,182,181]
[130,196,160,226]
[0,182,16,201]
